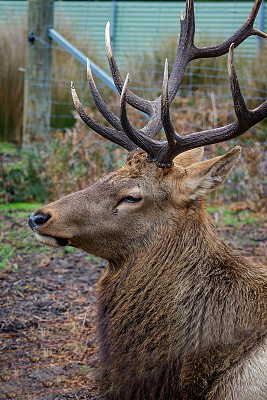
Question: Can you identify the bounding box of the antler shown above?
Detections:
[72,0,267,167]
[155,46,267,166]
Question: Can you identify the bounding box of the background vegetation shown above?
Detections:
[0,18,266,207]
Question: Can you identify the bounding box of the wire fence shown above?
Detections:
[1,0,266,137]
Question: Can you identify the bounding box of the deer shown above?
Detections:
[28,0,267,399]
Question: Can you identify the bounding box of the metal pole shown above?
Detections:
[48,28,149,120]
[48,28,118,92]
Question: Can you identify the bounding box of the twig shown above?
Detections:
[80,337,89,361]
[79,304,91,340]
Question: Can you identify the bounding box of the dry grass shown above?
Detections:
[0,19,26,143]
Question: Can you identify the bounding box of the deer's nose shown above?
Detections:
[28,212,51,231]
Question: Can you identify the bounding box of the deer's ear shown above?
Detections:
[185,146,241,199]
[173,147,204,167]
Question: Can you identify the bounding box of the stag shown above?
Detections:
[29,1,267,399]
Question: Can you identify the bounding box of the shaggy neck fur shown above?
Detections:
[97,204,267,400]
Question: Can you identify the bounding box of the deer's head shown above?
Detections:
[29,146,241,261]
[29,0,266,262]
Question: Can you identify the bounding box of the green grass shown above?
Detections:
[60,247,77,255]
[207,206,260,228]
[0,244,13,269]
[0,142,18,156]
[86,254,100,264]
[0,201,79,270]
[0,203,48,269]
[0,202,43,212]
[0,220,51,271]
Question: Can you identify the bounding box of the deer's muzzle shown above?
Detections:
[28,212,69,248]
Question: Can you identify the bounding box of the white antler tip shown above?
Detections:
[70,81,80,101]
[70,82,80,107]
[121,73,130,101]
[163,59,168,92]
[125,73,130,85]
[180,10,184,21]
[105,21,112,56]
[228,43,235,62]
[164,58,168,71]
[228,43,235,77]
[105,21,110,40]
[87,58,92,78]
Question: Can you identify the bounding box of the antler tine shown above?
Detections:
[105,22,153,116]
[86,58,122,131]
[227,44,267,127]
[105,21,165,140]
[167,0,197,103]
[160,59,186,167]
[228,44,250,124]
[119,65,186,168]
[120,74,164,159]
[71,81,137,151]
[194,0,266,59]
[161,59,179,145]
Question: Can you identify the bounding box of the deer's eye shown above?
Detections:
[122,196,142,203]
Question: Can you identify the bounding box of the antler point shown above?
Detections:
[105,21,112,56]
[70,82,82,111]
[228,43,234,72]
[163,59,169,86]
[121,74,130,104]
[105,21,110,35]
[252,28,267,39]
[87,58,93,78]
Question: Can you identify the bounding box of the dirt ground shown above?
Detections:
[0,209,266,400]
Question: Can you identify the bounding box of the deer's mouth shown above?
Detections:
[34,233,70,248]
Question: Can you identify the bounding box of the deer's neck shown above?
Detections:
[97,209,266,391]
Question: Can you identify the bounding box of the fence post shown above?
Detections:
[23,0,54,150]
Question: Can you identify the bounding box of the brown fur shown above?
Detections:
[32,148,267,399]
